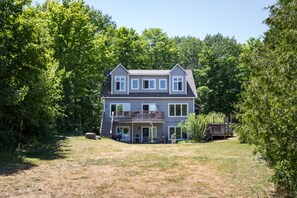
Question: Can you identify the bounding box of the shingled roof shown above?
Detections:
[101,69,197,98]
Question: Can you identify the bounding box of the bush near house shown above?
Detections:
[179,112,225,142]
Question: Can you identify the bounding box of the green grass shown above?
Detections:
[0,136,275,197]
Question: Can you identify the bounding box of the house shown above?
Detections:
[100,64,197,143]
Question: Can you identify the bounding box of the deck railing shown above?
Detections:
[112,111,165,120]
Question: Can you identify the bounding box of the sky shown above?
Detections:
[33,0,277,43]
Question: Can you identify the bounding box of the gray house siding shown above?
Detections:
[103,98,194,141]
[104,98,193,118]
[100,64,197,143]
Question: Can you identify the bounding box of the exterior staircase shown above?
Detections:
[99,112,112,137]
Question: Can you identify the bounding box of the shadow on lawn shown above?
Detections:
[0,133,71,176]
[23,134,69,160]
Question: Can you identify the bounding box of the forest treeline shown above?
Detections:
[1,0,296,195]
[0,0,245,150]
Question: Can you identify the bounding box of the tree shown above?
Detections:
[238,37,263,85]
[141,28,178,69]
[195,34,242,115]
[109,27,146,69]
[43,0,111,131]
[0,0,62,152]
[174,36,203,69]
[236,0,297,195]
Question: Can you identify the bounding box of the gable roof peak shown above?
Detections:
[170,64,187,74]
[110,64,129,74]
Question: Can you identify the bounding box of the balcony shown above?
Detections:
[111,111,165,122]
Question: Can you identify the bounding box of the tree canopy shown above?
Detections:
[236,0,297,195]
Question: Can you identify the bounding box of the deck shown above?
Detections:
[206,123,233,140]
[112,111,165,123]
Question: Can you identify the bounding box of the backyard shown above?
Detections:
[0,135,275,197]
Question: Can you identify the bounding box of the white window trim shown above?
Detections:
[172,76,184,92]
[168,103,188,117]
[142,79,156,90]
[131,79,139,90]
[168,126,187,140]
[116,126,130,141]
[115,76,126,91]
[159,79,167,90]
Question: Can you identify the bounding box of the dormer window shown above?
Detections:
[131,79,139,90]
[143,79,156,90]
[159,79,167,90]
[115,76,125,91]
[173,76,183,91]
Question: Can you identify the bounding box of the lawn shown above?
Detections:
[0,135,275,197]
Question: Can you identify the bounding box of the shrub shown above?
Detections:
[179,112,225,142]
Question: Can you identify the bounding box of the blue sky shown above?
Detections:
[33,0,276,43]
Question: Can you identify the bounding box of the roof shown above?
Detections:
[128,70,170,75]
[185,70,197,98]
[101,67,197,98]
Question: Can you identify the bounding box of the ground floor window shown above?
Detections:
[116,126,130,140]
[168,126,187,140]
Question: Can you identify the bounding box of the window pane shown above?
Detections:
[117,105,123,116]
[182,104,187,116]
[123,127,129,134]
[176,104,181,116]
[143,105,149,111]
[120,82,125,90]
[178,81,182,90]
[182,130,187,139]
[122,127,129,140]
[173,82,178,90]
[116,82,120,90]
[170,104,175,116]
[144,80,149,89]
[132,80,138,89]
[160,80,166,89]
[111,104,116,116]
[176,127,181,139]
[169,127,175,138]
[149,80,155,89]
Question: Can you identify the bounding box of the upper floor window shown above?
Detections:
[115,76,125,91]
[159,79,167,90]
[169,103,188,117]
[143,79,156,90]
[173,76,183,91]
[131,79,139,90]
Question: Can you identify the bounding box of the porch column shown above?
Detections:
[132,122,134,144]
[163,123,166,143]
